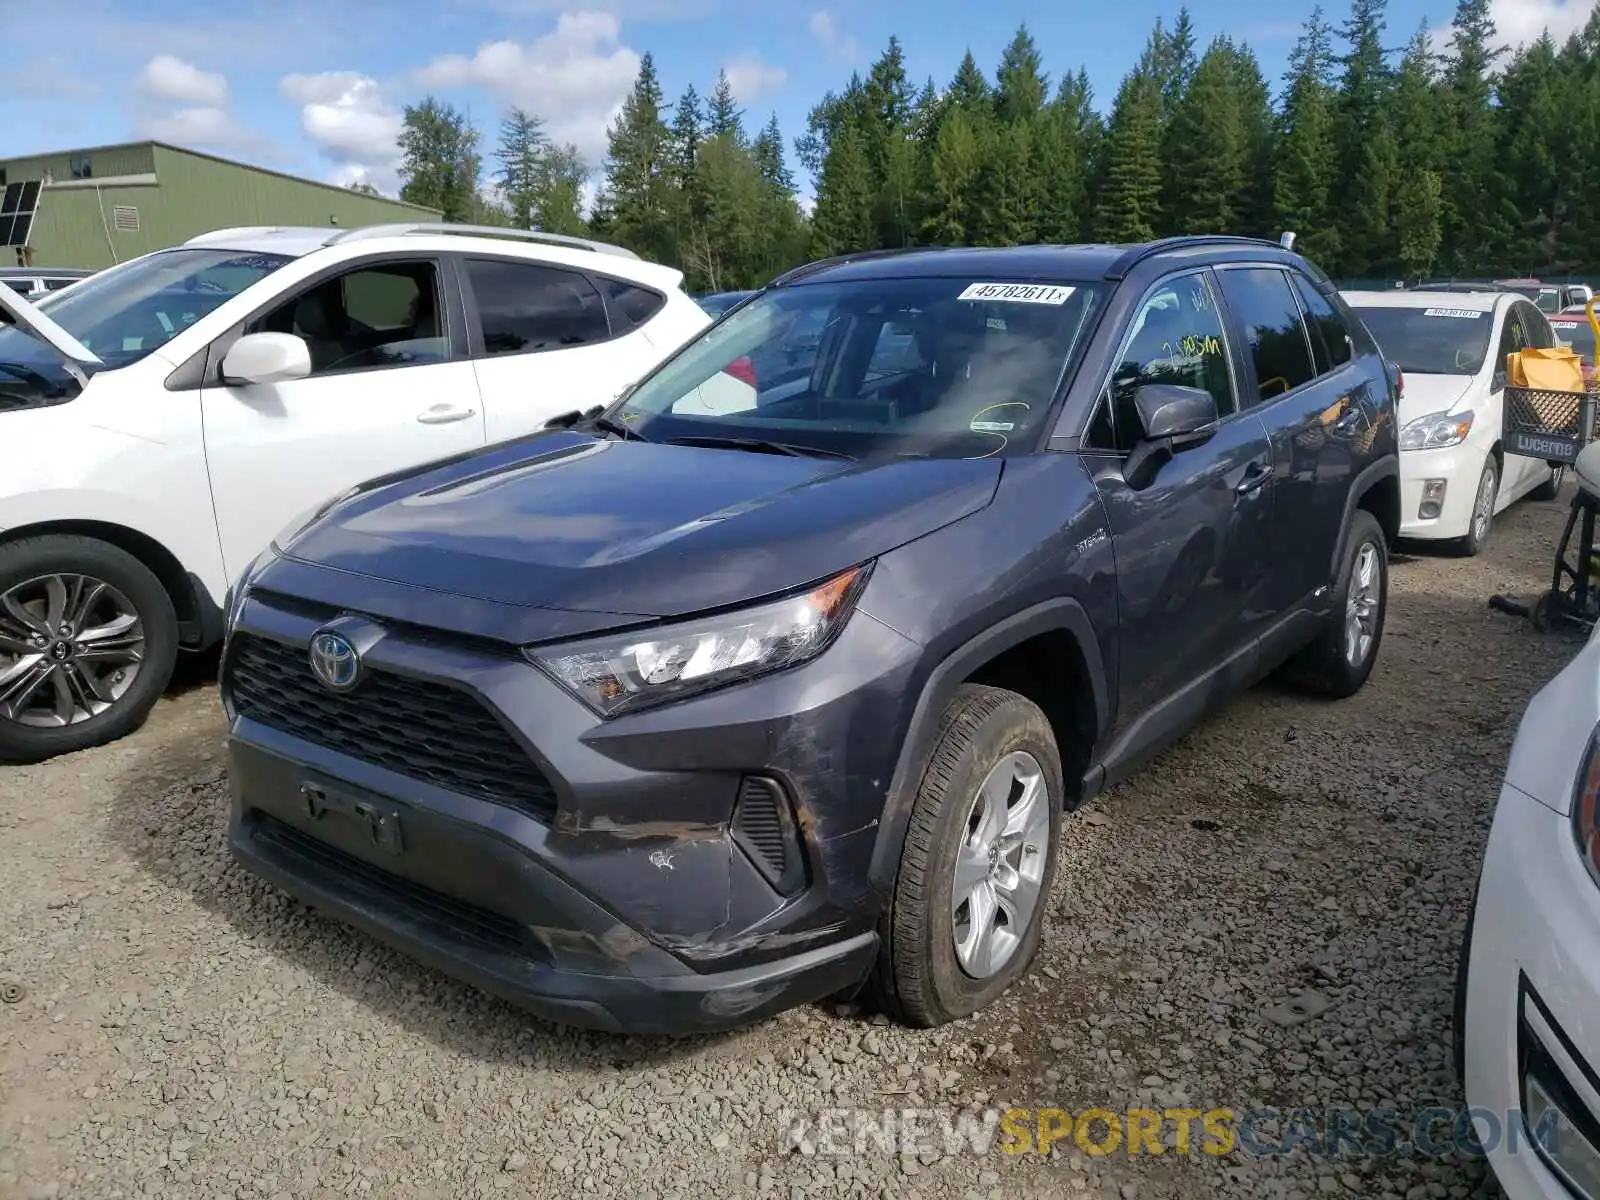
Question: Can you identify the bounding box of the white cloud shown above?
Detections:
[1485,0,1593,47]
[1432,0,1594,54]
[131,105,276,158]
[413,13,640,166]
[136,54,228,106]
[723,55,787,103]
[808,10,861,64]
[281,71,405,184]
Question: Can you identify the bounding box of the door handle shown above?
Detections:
[416,403,475,425]
[1235,461,1272,496]
[1330,406,1364,436]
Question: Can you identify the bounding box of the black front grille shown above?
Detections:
[249,814,537,958]
[226,634,557,822]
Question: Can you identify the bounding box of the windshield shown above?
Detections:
[1,247,291,376]
[1351,305,1494,375]
[615,276,1105,459]
[697,291,753,318]
[1552,316,1599,365]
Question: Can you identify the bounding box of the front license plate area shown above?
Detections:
[300,780,404,857]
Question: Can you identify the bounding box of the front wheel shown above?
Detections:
[1278,510,1389,698]
[0,535,178,764]
[867,685,1063,1028]
[1457,457,1499,557]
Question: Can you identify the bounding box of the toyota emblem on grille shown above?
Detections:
[308,630,362,692]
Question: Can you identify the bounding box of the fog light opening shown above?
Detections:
[1419,479,1447,521]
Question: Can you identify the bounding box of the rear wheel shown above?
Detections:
[1279,510,1388,698]
[1530,463,1566,502]
[0,536,178,764]
[868,685,1063,1027]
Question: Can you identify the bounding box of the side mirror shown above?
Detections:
[221,332,312,385]
[1491,370,1507,393]
[1124,384,1221,489]
[1134,384,1220,443]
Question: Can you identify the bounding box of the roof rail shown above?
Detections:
[323,223,640,259]
[183,226,325,245]
[770,245,945,288]
[1103,235,1284,281]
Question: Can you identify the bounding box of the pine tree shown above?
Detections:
[1095,70,1164,243]
[925,106,982,244]
[494,108,547,229]
[1333,0,1396,273]
[1275,7,1341,266]
[1165,38,1250,235]
[708,70,743,142]
[810,120,875,256]
[1034,72,1096,244]
[1441,0,1510,268]
[530,143,589,236]
[602,53,674,262]
[995,25,1048,125]
[947,52,990,111]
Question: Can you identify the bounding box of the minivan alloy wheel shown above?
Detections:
[0,573,145,726]
[1344,542,1381,667]
[952,750,1051,979]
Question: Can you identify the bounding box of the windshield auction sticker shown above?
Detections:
[1422,308,1484,319]
[957,282,1075,305]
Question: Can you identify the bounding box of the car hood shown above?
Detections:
[0,280,101,368]
[282,430,1003,620]
[1397,373,1475,425]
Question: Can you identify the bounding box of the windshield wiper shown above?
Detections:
[544,406,650,442]
[0,361,68,395]
[664,435,855,461]
[589,415,648,442]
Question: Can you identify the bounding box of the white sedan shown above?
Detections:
[1458,498,1600,1199]
[1344,290,1565,554]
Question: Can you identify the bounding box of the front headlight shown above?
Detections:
[1400,409,1474,450]
[529,565,871,717]
[1575,727,1600,889]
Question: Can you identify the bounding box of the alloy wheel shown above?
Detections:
[1344,542,1381,667]
[0,574,146,728]
[951,750,1051,979]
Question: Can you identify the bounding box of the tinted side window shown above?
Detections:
[1090,272,1234,453]
[465,259,608,355]
[1523,303,1555,350]
[1216,268,1317,405]
[600,277,665,331]
[1494,304,1530,384]
[1290,273,1352,372]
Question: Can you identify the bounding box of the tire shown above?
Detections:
[1456,457,1499,557]
[1279,510,1388,699]
[0,535,179,764]
[867,684,1064,1027]
[1529,463,1566,502]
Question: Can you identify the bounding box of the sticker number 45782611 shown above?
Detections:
[957,282,1076,305]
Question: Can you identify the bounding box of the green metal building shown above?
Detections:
[0,141,440,270]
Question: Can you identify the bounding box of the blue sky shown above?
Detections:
[9,0,1593,204]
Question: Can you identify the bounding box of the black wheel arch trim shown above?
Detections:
[1330,456,1399,586]
[866,597,1109,896]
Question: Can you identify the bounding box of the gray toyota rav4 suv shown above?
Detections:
[220,236,1400,1035]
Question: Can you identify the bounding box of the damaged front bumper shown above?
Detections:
[222,584,918,1035]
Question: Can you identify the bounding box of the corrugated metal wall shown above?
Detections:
[1,142,440,270]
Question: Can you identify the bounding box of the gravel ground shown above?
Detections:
[0,488,1585,1200]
